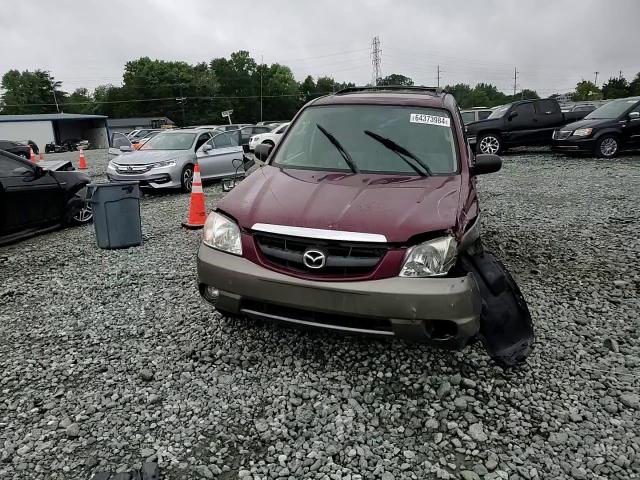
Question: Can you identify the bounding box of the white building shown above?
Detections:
[0,113,109,151]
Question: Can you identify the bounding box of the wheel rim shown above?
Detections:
[600,137,617,157]
[73,203,93,223]
[479,136,500,154]
[183,168,194,190]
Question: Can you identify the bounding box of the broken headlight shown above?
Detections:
[399,235,457,277]
[203,212,242,255]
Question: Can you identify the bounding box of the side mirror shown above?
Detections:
[254,143,273,161]
[202,143,213,152]
[507,111,518,121]
[471,154,502,176]
[119,145,133,152]
[629,111,640,120]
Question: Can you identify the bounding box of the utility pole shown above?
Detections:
[371,36,381,86]
[177,83,186,126]
[437,65,441,88]
[593,71,599,86]
[52,89,61,113]
[513,67,518,96]
[260,54,263,122]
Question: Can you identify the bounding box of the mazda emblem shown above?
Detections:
[302,249,326,269]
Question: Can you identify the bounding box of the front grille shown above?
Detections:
[115,164,152,174]
[254,233,387,277]
[242,300,393,333]
[552,130,572,140]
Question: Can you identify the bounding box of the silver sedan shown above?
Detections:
[107,129,244,192]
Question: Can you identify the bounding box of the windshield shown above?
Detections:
[487,105,510,119]
[271,105,458,175]
[141,133,195,150]
[585,99,638,119]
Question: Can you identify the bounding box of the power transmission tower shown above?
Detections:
[594,71,599,86]
[371,36,381,86]
[513,68,518,96]
[437,65,441,88]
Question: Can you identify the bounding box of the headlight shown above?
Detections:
[399,235,457,277]
[203,212,242,255]
[572,128,593,137]
[152,160,176,169]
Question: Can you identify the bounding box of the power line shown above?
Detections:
[371,36,381,86]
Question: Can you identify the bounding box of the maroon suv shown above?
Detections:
[197,86,534,365]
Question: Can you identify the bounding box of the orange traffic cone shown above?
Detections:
[39,151,44,161]
[78,148,87,170]
[181,163,207,229]
[29,147,36,163]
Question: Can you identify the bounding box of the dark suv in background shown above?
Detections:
[466,98,591,154]
[196,86,534,365]
[552,97,640,158]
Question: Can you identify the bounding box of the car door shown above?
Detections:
[0,151,64,236]
[533,99,563,144]
[196,132,244,179]
[620,101,640,148]
[506,103,537,146]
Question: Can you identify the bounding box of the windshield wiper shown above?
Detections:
[364,130,432,176]
[316,124,358,173]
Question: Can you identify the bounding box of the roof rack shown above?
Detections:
[334,85,446,96]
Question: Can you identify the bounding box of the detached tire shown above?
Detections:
[181,164,194,193]
[477,133,503,155]
[595,134,619,159]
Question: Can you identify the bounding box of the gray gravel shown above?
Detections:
[1,148,639,479]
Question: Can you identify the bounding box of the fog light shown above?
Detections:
[205,285,220,302]
[204,286,220,304]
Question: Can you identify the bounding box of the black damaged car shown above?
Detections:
[552,97,640,158]
[0,149,92,246]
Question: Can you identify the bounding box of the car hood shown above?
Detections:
[113,149,190,165]
[465,118,502,134]
[557,118,614,131]
[218,165,462,243]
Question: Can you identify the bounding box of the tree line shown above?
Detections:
[2,51,640,125]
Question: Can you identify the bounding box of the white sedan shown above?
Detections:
[248,122,290,151]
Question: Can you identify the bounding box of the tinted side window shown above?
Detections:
[253,127,270,134]
[0,154,31,176]
[478,110,492,120]
[275,125,288,134]
[534,100,558,115]
[461,112,475,123]
[513,103,536,119]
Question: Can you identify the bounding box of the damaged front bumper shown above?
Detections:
[197,246,535,366]
[197,245,481,349]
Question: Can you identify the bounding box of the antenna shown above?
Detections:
[437,65,441,88]
[371,36,381,86]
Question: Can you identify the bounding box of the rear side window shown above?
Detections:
[534,100,558,115]
[478,110,492,120]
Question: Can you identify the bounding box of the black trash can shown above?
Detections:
[88,182,142,249]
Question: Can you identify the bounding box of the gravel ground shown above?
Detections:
[1,148,639,480]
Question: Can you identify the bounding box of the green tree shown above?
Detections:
[64,88,93,114]
[211,51,257,123]
[573,80,602,101]
[260,63,300,121]
[0,69,63,114]
[377,73,414,86]
[629,72,640,96]
[602,77,629,99]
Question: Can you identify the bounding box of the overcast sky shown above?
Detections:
[2,0,639,96]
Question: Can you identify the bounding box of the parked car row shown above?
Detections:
[465,96,640,157]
